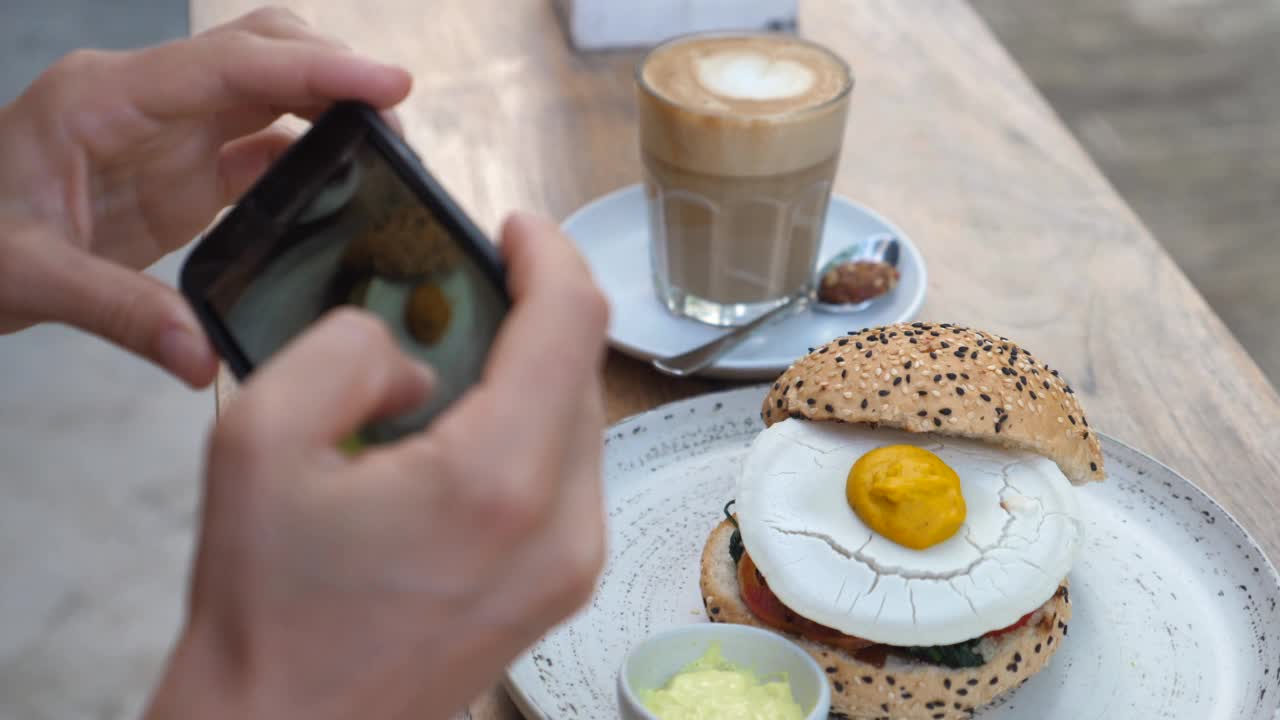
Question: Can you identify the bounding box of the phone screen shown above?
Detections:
[197,124,506,442]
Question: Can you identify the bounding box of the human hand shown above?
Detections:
[0,8,411,387]
[145,213,610,720]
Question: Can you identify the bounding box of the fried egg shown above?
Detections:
[736,418,1081,647]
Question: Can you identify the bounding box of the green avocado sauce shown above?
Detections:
[637,643,804,720]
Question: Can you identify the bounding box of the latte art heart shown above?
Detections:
[695,52,816,101]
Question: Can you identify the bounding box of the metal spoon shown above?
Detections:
[650,235,900,378]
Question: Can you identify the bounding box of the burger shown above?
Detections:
[700,322,1103,719]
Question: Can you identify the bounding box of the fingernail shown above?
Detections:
[157,327,212,380]
[412,361,438,393]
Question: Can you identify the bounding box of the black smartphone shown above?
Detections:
[181,102,510,444]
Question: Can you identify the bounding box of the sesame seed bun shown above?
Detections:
[700,519,1071,720]
[343,203,459,280]
[760,323,1104,485]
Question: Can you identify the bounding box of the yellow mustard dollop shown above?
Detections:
[638,643,804,720]
[846,445,966,550]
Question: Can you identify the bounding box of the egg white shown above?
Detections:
[736,419,1081,647]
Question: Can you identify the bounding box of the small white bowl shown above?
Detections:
[617,623,831,720]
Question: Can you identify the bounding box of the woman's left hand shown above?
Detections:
[0,7,412,386]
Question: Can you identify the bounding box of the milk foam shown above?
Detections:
[695,52,815,101]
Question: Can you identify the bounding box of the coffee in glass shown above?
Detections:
[637,33,852,326]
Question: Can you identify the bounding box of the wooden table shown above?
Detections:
[195,1,1280,717]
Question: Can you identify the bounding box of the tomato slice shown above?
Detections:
[985,609,1034,638]
[737,552,876,652]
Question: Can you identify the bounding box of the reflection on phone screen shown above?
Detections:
[206,133,505,442]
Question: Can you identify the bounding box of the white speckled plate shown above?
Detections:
[562,185,927,380]
[506,387,1280,719]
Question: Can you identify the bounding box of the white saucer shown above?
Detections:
[562,184,927,380]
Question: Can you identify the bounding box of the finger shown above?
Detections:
[1,236,218,387]
[124,27,412,123]
[473,213,610,434]
[233,308,435,449]
[221,7,349,51]
[217,126,299,204]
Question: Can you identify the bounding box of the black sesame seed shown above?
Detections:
[944,679,952,689]
[956,387,966,396]
[841,369,848,379]
[906,374,912,383]
[1068,415,1076,425]
[1090,461,1098,472]
[941,341,951,349]
[826,666,836,674]
[934,374,943,382]
[856,342,864,350]
[776,399,783,409]
[893,377,903,386]
[918,410,928,417]
[1083,430,1090,439]
[954,350,967,358]
[946,373,957,380]
[837,338,848,346]
[807,398,816,406]
[1014,652,1022,663]
[933,417,942,427]
[910,338,918,344]
[940,408,952,415]
[1006,663,1017,672]
[1034,643,1042,653]
[930,351,938,360]
[825,404,834,412]
[980,393,991,402]
[836,356,845,364]
[966,679,978,686]
[958,688,968,696]
[989,677,999,686]
[901,691,912,699]
[773,382,780,390]
[904,360,913,369]
[878,390,890,397]
[886,677,895,686]
[861,676,873,684]
[1043,380,1051,389]
[861,399,869,409]
[865,351,873,358]
[834,681,844,692]
[796,380,804,388]
[1029,390,1037,400]
[970,351,979,359]
[917,391,928,397]
[818,346,829,354]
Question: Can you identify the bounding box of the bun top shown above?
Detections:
[761,322,1104,484]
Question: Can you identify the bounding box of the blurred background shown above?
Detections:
[0,0,1275,718]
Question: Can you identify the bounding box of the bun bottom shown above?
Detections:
[699,519,1071,720]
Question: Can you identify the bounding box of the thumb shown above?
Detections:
[229,308,436,450]
[20,241,218,387]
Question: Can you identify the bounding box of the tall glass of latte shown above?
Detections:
[637,33,853,326]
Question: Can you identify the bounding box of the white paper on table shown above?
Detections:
[555,0,799,50]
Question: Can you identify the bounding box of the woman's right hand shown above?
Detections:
[146,212,610,720]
